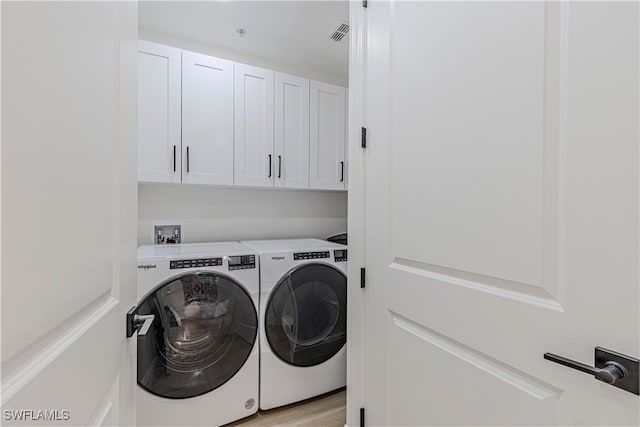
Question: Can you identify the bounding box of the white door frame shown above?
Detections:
[346,1,367,426]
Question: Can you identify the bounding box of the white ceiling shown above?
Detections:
[139,1,349,78]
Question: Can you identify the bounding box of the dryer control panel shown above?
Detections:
[294,251,330,260]
[334,250,348,262]
[228,255,256,270]
[170,257,223,269]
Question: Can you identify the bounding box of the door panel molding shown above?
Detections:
[88,377,119,427]
[90,401,113,427]
[2,301,123,425]
[391,311,562,399]
[1,296,119,402]
[390,258,563,312]
[389,1,569,304]
[541,1,570,307]
[389,312,562,426]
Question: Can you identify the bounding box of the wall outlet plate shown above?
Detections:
[153,224,182,245]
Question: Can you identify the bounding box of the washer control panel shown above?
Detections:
[228,255,256,270]
[170,257,222,269]
[334,249,348,262]
[294,251,330,260]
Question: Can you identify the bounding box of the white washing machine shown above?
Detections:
[136,242,259,426]
[242,239,348,410]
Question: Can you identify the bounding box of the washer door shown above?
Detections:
[265,263,347,367]
[136,272,257,399]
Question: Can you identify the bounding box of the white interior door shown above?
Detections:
[351,1,639,426]
[234,63,274,187]
[1,2,138,426]
[137,40,181,184]
[275,72,310,189]
[182,51,234,186]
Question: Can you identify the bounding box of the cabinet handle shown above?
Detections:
[186,146,190,173]
[268,154,272,178]
[278,155,282,178]
[173,145,176,172]
[340,161,345,182]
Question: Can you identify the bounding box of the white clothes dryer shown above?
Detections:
[136,242,259,426]
[241,239,347,410]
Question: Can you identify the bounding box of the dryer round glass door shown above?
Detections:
[265,263,346,367]
[136,272,257,399]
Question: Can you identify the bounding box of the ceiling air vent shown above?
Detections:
[329,20,349,43]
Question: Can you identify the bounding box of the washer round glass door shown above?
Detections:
[265,263,347,367]
[136,272,257,399]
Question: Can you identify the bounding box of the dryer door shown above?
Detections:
[265,263,347,367]
[136,272,257,399]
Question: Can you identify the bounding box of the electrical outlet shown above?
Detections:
[153,225,182,245]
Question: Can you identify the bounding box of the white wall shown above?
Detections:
[139,28,348,87]
[138,184,347,245]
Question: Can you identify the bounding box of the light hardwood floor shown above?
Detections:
[226,389,346,427]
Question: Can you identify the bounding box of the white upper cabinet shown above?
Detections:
[344,87,349,190]
[310,81,347,190]
[138,40,181,183]
[138,41,348,191]
[234,63,275,187]
[182,51,234,185]
[274,73,310,189]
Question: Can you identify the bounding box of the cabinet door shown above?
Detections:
[310,81,346,190]
[234,63,274,187]
[274,73,310,189]
[182,51,234,185]
[138,40,181,183]
[344,87,349,190]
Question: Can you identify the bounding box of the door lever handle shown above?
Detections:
[544,353,626,384]
[544,347,639,395]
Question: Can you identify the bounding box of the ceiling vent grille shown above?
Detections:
[329,21,349,43]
